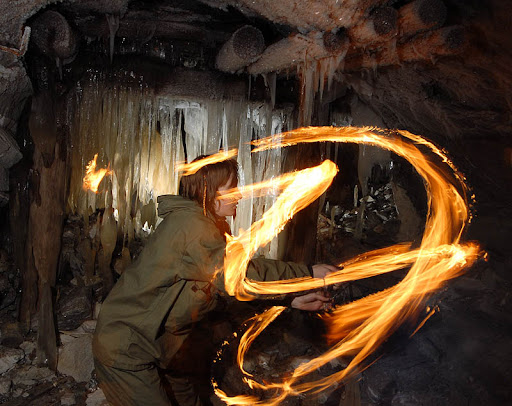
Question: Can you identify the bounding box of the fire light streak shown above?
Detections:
[218,171,300,200]
[213,126,483,405]
[176,149,238,176]
[82,154,112,193]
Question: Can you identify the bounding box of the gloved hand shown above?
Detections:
[311,264,340,279]
[291,291,331,311]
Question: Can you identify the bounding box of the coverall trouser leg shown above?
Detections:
[162,373,203,406]
[94,359,170,406]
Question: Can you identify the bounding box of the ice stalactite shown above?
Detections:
[298,60,316,126]
[268,72,277,110]
[260,73,277,110]
[66,72,292,263]
[27,90,67,370]
[105,14,119,63]
[297,51,347,126]
[99,189,117,293]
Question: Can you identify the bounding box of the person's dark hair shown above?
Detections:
[179,155,239,217]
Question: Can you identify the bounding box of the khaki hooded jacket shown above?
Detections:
[92,195,312,371]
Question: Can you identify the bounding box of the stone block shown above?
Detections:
[85,388,109,406]
[57,332,94,383]
[0,166,7,192]
[0,128,21,169]
[0,346,23,374]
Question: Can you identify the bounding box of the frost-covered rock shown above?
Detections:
[86,387,109,406]
[57,321,96,382]
[0,377,12,395]
[19,340,36,363]
[60,388,77,405]
[11,365,55,386]
[0,346,23,374]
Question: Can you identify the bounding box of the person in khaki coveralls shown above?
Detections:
[93,157,336,406]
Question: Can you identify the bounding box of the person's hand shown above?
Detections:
[312,264,340,279]
[291,292,331,311]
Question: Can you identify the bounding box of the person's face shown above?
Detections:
[214,175,241,218]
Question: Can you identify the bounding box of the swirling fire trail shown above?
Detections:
[211,126,482,405]
[82,153,112,193]
[176,149,238,176]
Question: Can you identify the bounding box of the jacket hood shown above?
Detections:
[157,195,201,218]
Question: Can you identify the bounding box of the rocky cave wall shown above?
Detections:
[0,0,511,405]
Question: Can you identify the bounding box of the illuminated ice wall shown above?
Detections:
[66,72,294,259]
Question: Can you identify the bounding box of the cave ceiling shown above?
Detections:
[0,0,511,149]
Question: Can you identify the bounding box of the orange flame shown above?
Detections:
[224,160,339,300]
[82,154,112,193]
[213,126,483,405]
[176,149,238,176]
[217,174,297,201]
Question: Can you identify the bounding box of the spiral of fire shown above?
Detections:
[87,126,482,404]
[211,126,483,405]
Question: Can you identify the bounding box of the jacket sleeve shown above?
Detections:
[246,258,313,282]
[181,218,313,293]
[178,223,226,283]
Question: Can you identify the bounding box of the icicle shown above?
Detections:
[99,202,117,291]
[247,74,252,100]
[261,73,268,89]
[184,105,209,159]
[299,60,316,126]
[337,57,345,75]
[55,57,62,80]
[268,72,276,110]
[371,53,378,76]
[68,70,294,257]
[318,59,327,102]
[327,57,335,92]
[390,36,398,64]
[206,100,223,153]
[106,14,119,63]
[221,107,228,153]
[233,104,254,238]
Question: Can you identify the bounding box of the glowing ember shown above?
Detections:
[176,149,238,176]
[82,154,112,193]
[213,126,483,405]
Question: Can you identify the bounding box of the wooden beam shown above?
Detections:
[399,25,466,58]
[247,34,313,74]
[326,0,389,30]
[398,0,447,39]
[323,29,349,54]
[31,10,77,60]
[343,25,466,71]
[217,1,402,75]
[348,6,398,46]
[215,25,265,73]
[247,31,347,75]
[233,0,388,31]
